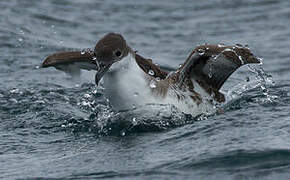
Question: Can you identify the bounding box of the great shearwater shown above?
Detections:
[42,33,260,116]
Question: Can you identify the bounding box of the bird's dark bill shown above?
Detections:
[95,63,112,85]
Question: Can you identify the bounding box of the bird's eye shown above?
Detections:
[114,50,122,57]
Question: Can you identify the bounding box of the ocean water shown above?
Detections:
[1,0,290,179]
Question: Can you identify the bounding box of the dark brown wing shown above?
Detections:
[174,44,261,102]
[42,50,96,71]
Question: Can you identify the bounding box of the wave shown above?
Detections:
[157,149,290,175]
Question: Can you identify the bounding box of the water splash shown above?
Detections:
[227,62,276,103]
[247,64,277,103]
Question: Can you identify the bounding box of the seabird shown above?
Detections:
[42,33,260,116]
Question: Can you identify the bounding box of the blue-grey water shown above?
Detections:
[1,0,290,179]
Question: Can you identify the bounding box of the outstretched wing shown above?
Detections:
[174,44,261,102]
[42,50,97,74]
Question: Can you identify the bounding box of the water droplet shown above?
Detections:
[208,72,212,78]
[132,117,137,125]
[150,80,157,89]
[197,115,208,121]
[35,65,40,69]
[36,100,45,104]
[61,124,66,128]
[133,92,139,97]
[81,49,86,55]
[18,38,23,42]
[121,131,126,136]
[257,57,263,64]
[18,29,23,33]
[10,88,19,94]
[82,101,91,106]
[238,56,244,64]
[245,77,250,82]
[148,69,155,76]
[197,49,205,55]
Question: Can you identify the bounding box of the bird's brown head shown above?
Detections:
[93,33,131,85]
[94,33,130,65]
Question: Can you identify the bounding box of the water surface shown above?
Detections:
[1,0,290,179]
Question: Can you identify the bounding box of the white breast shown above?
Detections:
[102,54,157,111]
